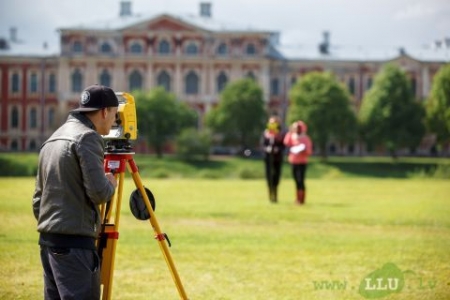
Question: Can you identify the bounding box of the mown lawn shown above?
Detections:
[1,176,449,299]
[1,153,450,179]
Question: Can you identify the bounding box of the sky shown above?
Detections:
[0,0,449,50]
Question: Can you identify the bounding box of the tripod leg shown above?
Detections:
[98,161,126,300]
[127,158,189,300]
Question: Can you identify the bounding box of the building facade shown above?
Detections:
[1,2,448,154]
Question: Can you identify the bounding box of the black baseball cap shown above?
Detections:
[72,84,119,112]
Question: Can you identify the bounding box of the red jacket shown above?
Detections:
[283,122,313,164]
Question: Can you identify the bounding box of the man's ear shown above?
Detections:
[101,108,107,119]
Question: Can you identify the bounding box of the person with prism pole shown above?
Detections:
[283,120,313,205]
[261,116,286,203]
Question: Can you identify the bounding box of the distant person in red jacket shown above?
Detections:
[283,121,313,205]
[262,116,286,203]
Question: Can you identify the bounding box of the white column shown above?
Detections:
[146,63,153,91]
[421,65,430,98]
[175,63,182,98]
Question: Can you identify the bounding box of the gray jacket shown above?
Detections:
[32,113,115,239]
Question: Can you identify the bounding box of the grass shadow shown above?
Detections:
[322,159,441,178]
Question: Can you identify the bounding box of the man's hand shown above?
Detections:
[105,172,117,188]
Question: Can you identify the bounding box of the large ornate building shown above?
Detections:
[1,2,449,154]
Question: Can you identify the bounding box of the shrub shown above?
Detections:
[175,128,212,161]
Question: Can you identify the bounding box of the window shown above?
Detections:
[348,77,355,95]
[129,70,142,91]
[270,78,279,96]
[185,42,198,55]
[216,43,228,56]
[29,140,37,151]
[11,106,19,128]
[99,69,111,87]
[11,73,20,93]
[71,69,83,93]
[11,140,19,151]
[48,108,55,128]
[246,71,256,81]
[329,144,336,154]
[158,40,170,54]
[30,73,38,93]
[217,71,228,93]
[246,43,256,55]
[157,71,171,92]
[48,74,56,93]
[291,76,298,86]
[72,41,83,53]
[410,78,417,96]
[185,71,199,95]
[366,77,372,90]
[100,42,112,54]
[29,107,37,129]
[130,42,143,54]
[348,144,355,154]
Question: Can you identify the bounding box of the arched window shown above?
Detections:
[185,42,198,55]
[11,140,19,151]
[348,77,355,95]
[29,140,37,151]
[99,69,111,87]
[71,69,83,92]
[130,42,143,54]
[158,40,170,54]
[30,73,38,93]
[410,77,417,96]
[11,106,19,128]
[48,74,56,93]
[100,42,112,54]
[366,77,372,90]
[246,43,256,55]
[246,71,256,81]
[216,43,228,56]
[216,71,228,93]
[48,108,55,128]
[185,71,199,95]
[348,144,355,154]
[291,76,298,86]
[157,71,171,92]
[270,78,279,96]
[72,41,83,53]
[129,70,142,91]
[11,73,20,93]
[329,144,336,154]
[29,108,37,129]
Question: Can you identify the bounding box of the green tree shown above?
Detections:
[206,79,267,152]
[288,71,357,158]
[425,63,450,154]
[359,64,426,157]
[135,87,197,157]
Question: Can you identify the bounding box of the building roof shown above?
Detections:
[277,43,450,63]
[0,39,59,57]
[59,12,274,34]
[1,10,449,63]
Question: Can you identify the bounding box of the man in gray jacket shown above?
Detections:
[33,84,119,299]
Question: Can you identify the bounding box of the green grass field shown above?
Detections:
[1,173,449,299]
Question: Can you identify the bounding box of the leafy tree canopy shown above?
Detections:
[359,64,425,157]
[206,79,267,151]
[135,87,197,157]
[425,63,450,148]
[288,71,357,157]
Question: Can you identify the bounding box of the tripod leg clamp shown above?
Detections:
[155,233,171,247]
